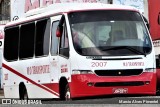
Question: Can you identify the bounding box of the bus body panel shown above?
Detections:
[69,51,156,98]
[70,72,156,98]
[2,57,60,98]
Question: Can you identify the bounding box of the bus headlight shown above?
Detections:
[144,68,155,72]
[72,70,94,74]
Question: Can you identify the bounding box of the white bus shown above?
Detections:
[2,3,156,100]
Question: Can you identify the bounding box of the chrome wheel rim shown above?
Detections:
[65,89,71,100]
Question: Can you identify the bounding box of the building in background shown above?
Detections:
[10,0,112,21]
[1,0,147,22]
[113,0,144,14]
[10,0,145,21]
[0,0,146,22]
[0,0,10,24]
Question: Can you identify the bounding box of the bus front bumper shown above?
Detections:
[69,72,156,98]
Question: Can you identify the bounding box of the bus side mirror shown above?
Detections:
[56,26,63,37]
[56,15,65,38]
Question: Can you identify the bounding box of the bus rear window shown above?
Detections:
[4,26,19,61]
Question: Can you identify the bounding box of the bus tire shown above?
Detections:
[59,78,67,100]
[65,84,71,101]
[23,88,28,100]
[19,84,28,100]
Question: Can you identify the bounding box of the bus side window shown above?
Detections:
[59,23,69,58]
[51,21,59,55]
[35,19,50,57]
[4,26,19,61]
[19,22,35,59]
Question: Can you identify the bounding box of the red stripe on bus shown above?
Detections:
[2,63,59,97]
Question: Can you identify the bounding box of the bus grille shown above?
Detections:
[94,81,145,87]
[94,69,143,76]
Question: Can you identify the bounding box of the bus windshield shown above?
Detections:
[68,10,152,56]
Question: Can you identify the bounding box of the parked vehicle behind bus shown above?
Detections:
[2,3,156,100]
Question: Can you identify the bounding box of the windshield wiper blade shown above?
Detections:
[123,46,146,57]
[102,46,146,57]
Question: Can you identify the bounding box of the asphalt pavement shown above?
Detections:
[0,90,159,107]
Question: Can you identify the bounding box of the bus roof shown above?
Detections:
[6,3,138,27]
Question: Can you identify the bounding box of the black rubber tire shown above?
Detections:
[20,87,28,100]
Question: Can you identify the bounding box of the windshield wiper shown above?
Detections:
[124,46,146,57]
[102,46,146,57]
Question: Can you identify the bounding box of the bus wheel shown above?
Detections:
[65,84,71,101]
[23,88,28,100]
[20,86,28,100]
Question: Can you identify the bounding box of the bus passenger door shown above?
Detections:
[50,16,61,88]
[56,15,71,81]
[50,15,71,94]
[58,21,70,79]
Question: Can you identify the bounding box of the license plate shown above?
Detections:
[113,88,128,94]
